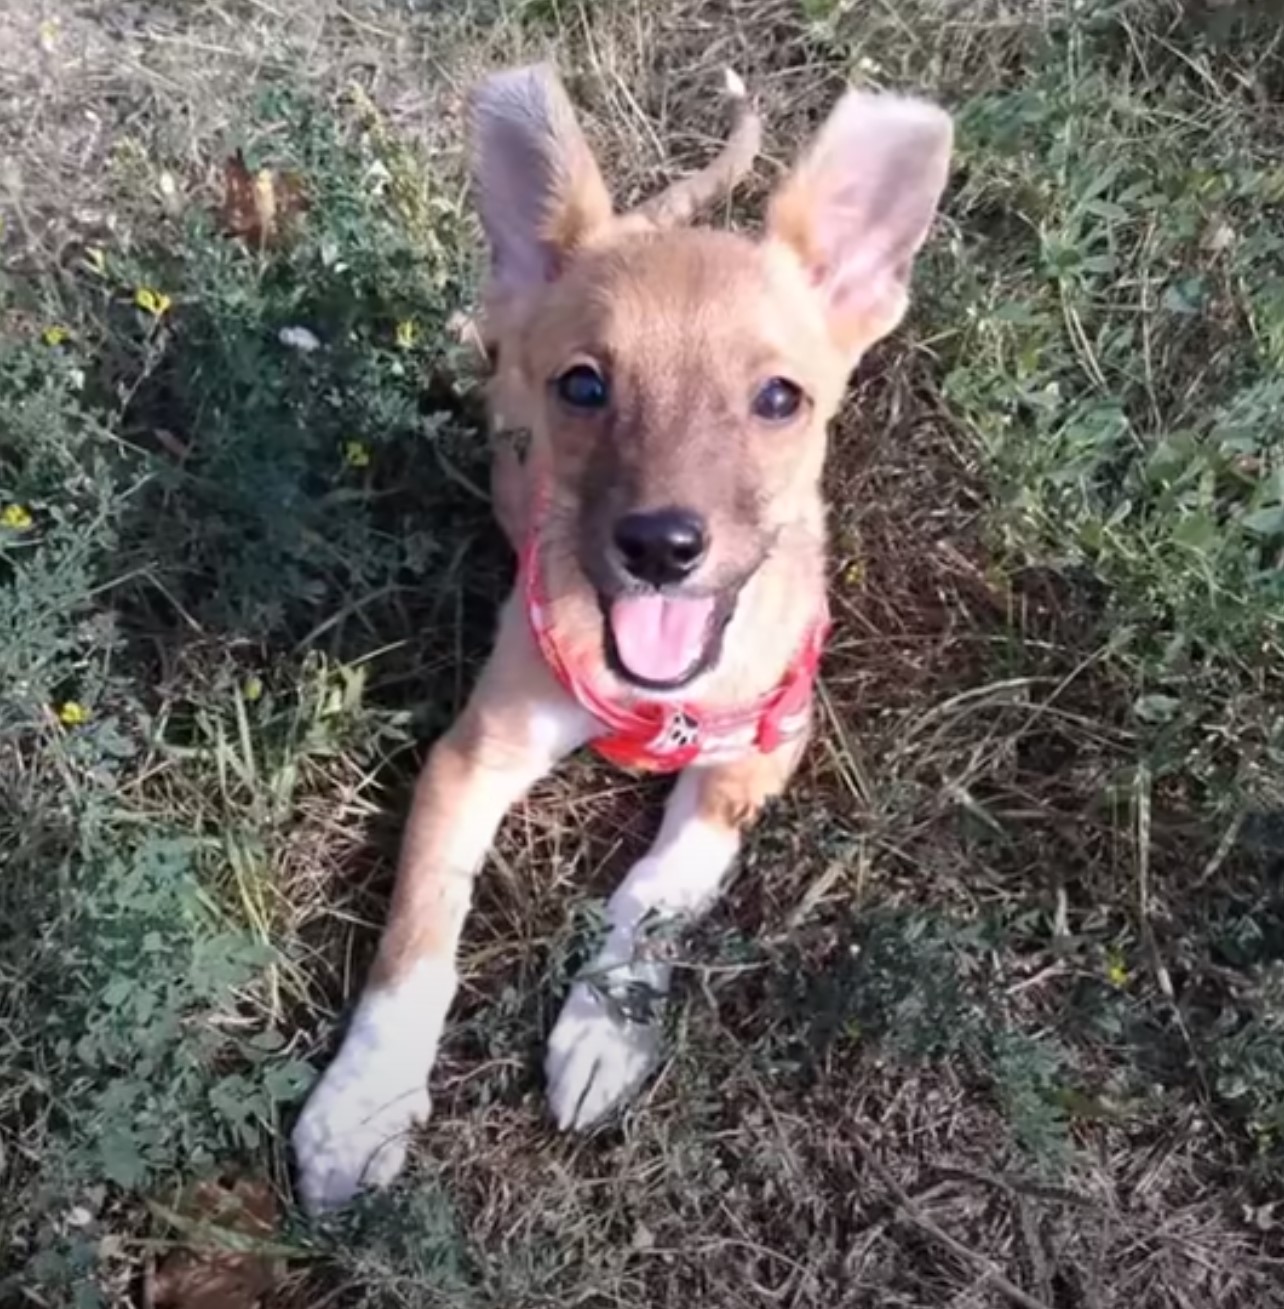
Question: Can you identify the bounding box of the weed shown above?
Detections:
[2,65,482,1300]
[930,11,1284,805]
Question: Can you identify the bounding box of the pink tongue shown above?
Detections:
[609,594,715,684]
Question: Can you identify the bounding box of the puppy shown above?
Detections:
[292,65,952,1213]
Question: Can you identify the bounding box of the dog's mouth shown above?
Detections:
[600,589,735,691]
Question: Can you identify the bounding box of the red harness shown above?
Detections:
[520,517,830,773]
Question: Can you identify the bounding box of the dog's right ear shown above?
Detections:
[469,65,614,300]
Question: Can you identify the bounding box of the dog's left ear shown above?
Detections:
[469,65,614,303]
[767,91,952,361]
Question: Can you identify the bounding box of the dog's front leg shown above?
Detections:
[545,739,804,1130]
[293,607,592,1213]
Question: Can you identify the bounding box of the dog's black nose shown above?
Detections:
[613,508,708,587]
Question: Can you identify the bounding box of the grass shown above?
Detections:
[3,0,1284,1305]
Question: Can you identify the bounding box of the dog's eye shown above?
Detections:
[753,377,804,422]
[554,364,609,411]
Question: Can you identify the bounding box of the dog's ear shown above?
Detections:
[767,91,952,360]
[469,65,613,299]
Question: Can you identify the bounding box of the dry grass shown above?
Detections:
[4,1,1284,1306]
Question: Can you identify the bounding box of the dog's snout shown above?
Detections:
[613,508,708,587]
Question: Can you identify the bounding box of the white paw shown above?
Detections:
[292,963,455,1215]
[292,1057,431,1214]
[545,971,666,1130]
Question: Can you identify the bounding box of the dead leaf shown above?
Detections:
[217,152,308,248]
[149,1176,284,1309]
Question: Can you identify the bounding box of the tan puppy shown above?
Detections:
[292,66,952,1213]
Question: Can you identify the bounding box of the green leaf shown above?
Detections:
[1240,506,1284,538]
[1134,693,1182,724]
[264,1059,316,1102]
[99,1130,148,1188]
[1161,276,1207,314]
[1171,512,1220,553]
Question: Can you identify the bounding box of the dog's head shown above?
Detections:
[471,68,951,694]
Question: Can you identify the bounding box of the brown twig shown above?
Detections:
[851,1132,1055,1309]
[934,1163,1092,1209]
[631,69,762,229]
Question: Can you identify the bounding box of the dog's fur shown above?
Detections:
[292,66,952,1213]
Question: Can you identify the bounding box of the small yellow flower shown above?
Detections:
[343,440,371,468]
[135,287,173,317]
[395,319,419,350]
[42,325,69,346]
[58,700,89,726]
[2,504,33,531]
[1106,951,1129,987]
[242,675,264,703]
[38,18,61,51]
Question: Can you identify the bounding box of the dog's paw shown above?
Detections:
[545,976,665,1130]
[292,1060,431,1214]
[292,961,456,1214]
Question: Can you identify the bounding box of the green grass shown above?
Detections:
[3,1,1284,1305]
